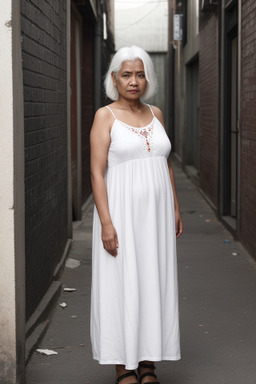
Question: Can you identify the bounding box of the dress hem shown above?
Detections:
[93,355,181,370]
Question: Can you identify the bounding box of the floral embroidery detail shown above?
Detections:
[120,119,154,154]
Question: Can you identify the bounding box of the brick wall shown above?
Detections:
[21,0,68,319]
[240,0,256,257]
[199,13,219,208]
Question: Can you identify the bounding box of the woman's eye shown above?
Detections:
[138,74,145,78]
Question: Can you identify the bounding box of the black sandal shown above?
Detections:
[138,363,160,384]
[115,370,139,384]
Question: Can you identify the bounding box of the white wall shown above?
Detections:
[0,1,25,382]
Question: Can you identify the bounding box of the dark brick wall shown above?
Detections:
[81,15,94,204]
[199,0,216,30]
[240,0,256,258]
[199,13,219,208]
[21,0,68,320]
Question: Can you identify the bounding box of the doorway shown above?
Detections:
[222,1,239,229]
[230,35,238,218]
[70,4,82,220]
[186,57,200,173]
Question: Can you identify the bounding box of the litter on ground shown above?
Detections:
[65,258,81,269]
[63,287,77,292]
[36,349,58,356]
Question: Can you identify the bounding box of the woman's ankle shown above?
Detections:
[139,360,155,367]
[116,364,131,377]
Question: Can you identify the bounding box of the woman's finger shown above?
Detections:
[176,219,183,238]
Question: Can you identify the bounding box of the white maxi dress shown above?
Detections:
[91,105,180,369]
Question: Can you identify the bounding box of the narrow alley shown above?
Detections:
[2,1,256,383]
[26,159,256,384]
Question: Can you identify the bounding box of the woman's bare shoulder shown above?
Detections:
[150,105,162,116]
[92,106,114,130]
[94,106,113,120]
[150,105,164,124]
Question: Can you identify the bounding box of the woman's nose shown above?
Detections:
[130,76,138,85]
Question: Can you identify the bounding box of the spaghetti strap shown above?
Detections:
[147,104,155,117]
[105,105,116,119]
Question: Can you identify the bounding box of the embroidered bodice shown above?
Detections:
[105,104,171,168]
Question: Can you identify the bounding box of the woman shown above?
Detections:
[90,46,183,384]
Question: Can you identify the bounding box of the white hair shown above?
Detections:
[104,46,158,101]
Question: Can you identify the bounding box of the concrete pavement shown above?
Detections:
[26,159,256,384]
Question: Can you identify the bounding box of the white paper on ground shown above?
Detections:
[59,302,67,308]
[36,349,58,356]
[65,258,81,269]
[63,287,77,292]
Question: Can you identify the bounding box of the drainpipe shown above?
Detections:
[237,0,241,236]
[94,1,103,111]
[219,0,225,216]
[66,0,72,238]
[168,0,175,146]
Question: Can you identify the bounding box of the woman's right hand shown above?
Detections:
[101,223,119,257]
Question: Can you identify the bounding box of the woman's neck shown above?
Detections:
[115,97,144,111]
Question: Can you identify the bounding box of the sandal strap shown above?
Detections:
[115,371,138,384]
[139,363,156,370]
[139,372,157,382]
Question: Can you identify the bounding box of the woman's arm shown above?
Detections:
[90,108,119,256]
[152,106,183,238]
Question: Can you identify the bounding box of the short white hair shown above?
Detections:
[104,46,158,101]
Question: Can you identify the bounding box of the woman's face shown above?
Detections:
[112,59,147,100]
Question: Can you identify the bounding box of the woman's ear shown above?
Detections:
[111,72,117,87]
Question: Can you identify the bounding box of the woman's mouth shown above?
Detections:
[128,90,139,94]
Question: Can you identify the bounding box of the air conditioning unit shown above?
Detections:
[201,0,218,11]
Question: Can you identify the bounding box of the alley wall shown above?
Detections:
[170,0,256,259]
[240,0,256,257]
[199,13,219,209]
[21,0,68,319]
[0,1,26,382]
[0,0,115,381]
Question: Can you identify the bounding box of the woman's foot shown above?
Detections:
[115,365,139,384]
[138,361,160,384]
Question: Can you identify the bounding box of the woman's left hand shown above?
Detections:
[175,210,183,239]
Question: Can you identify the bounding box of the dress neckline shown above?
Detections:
[106,104,155,130]
[116,116,155,130]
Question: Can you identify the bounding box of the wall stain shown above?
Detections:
[5,20,12,28]
[0,351,15,383]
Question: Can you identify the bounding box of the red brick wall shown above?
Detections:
[240,0,256,257]
[199,14,219,208]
